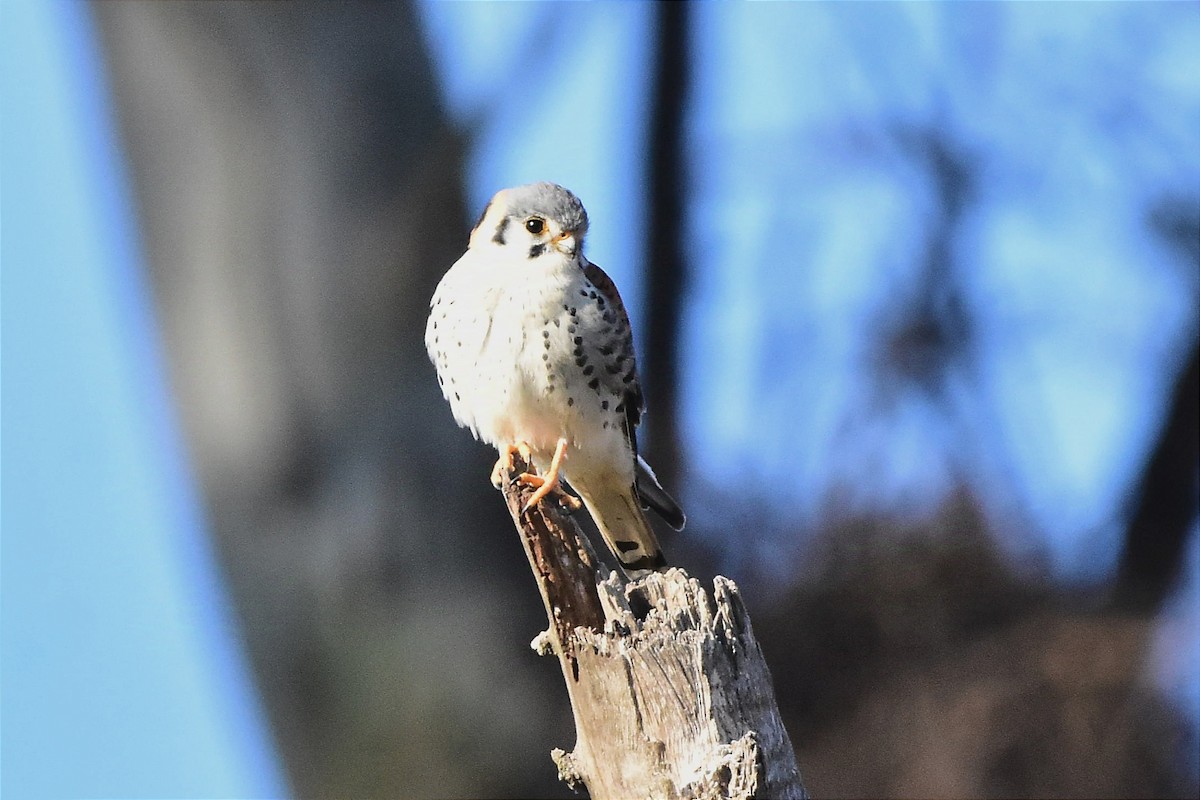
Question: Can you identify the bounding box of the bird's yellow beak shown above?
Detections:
[552,230,578,256]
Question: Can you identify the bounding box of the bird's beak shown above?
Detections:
[552,230,578,257]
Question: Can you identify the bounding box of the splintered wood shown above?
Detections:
[501,458,807,800]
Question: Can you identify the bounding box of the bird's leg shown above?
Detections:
[494,441,543,487]
[520,437,569,513]
[490,443,520,488]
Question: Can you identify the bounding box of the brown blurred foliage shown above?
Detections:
[748,494,1195,798]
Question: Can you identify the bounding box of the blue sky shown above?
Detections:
[2,1,284,795]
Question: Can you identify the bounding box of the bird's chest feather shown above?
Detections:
[497,270,618,443]
[428,256,621,454]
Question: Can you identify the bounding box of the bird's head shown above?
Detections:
[469,182,589,261]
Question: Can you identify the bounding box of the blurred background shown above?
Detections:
[4,1,1198,797]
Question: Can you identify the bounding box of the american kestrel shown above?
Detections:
[426,182,684,575]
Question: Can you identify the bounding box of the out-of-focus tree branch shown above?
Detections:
[642,1,689,493]
[1113,343,1200,612]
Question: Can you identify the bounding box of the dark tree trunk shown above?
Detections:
[1113,343,1200,612]
[641,1,689,493]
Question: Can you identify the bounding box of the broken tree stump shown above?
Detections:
[500,458,807,799]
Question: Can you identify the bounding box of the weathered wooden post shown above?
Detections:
[500,458,808,799]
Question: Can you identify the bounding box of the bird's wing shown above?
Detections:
[583,260,685,531]
[583,261,644,452]
[635,455,685,530]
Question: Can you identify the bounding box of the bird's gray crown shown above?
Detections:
[503,182,589,235]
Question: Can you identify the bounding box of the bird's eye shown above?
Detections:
[525,217,545,235]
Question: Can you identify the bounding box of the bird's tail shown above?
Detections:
[570,469,667,577]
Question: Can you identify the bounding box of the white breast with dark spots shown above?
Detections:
[510,265,638,470]
[426,253,637,471]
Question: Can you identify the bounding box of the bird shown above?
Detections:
[425,182,684,575]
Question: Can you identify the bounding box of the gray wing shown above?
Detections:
[584,261,685,531]
[582,260,644,448]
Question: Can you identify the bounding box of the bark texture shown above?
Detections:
[501,460,807,799]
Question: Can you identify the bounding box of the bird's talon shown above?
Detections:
[523,479,559,512]
[519,437,568,511]
[512,471,538,488]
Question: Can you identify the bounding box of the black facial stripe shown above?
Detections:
[492,217,507,245]
[529,243,547,258]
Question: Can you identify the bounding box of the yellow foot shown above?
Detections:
[520,437,569,513]
[491,441,537,488]
[518,473,582,512]
[557,490,583,513]
[490,444,518,488]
